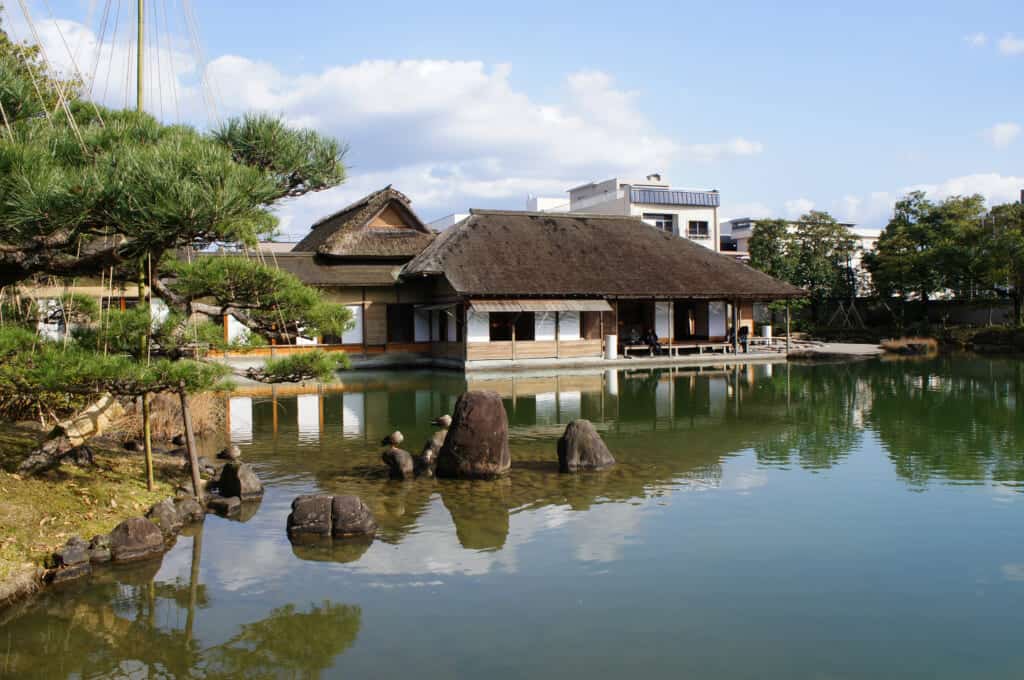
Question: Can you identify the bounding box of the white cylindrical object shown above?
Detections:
[606,369,619,397]
[761,324,772,339]
[604,334,618,360]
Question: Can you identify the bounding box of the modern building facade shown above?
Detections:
[563,174,721,251]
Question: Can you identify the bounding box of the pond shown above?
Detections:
[4,357,1024,678]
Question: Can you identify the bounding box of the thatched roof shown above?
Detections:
[293,185,435,259]
[200,252,400,287]
[403,210,806,300]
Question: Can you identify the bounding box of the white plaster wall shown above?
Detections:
[430,310,441,342]
[467,311,490,342]
[655,302,671,338]
[708,302,727,338]
[446,310,458,341]
[226,314,250,344]
[413,309,430,342]
[535,312,556,341]
[342,305,363,344]
[559,311,581,339]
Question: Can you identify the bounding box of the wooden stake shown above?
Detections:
[785,301,791,354]
[142,394,154,490]
[178,381,202,499]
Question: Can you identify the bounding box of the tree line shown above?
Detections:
[746,193,1024,324]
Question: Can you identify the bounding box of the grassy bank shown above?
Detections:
[0,430,186,592]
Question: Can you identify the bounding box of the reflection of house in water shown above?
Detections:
[225,364,785,447]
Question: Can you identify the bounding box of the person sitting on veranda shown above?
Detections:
[642,328,662,355]
[627,328,642,345]
[738,325,750,353]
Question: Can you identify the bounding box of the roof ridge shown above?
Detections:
[468,209,645,220]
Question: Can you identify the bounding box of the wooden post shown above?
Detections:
[511,314,517,361]
[785,300,791,354]
[555,312,561,359]
[142,394,154,491]
[178,381,203,499]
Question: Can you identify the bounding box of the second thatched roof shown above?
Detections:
[403,210,806,300]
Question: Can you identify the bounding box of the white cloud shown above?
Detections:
[905,172,1024,204]
[998,33,1024,56]
[683,137,764,162]
[783,198,815,218]
[10,8,760,237]
[984,122,1021,148]
[964,32,988,48]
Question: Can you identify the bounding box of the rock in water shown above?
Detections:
[382,447,415,480]
[287,494,334,537]
[218,462,264,500]
[207,496,241,518]
[217,444,242,461]
[332,495,377,537]
[436,391,511,479]
[146,499,184,538]
[109,517,165,562]
[88,534,112,563]
[557,419,616,472]
[285,494,377,540]
[53,536,90,568]
[174,496,206,524]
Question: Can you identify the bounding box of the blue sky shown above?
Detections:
[11,0,1024,237]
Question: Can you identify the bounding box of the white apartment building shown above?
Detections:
[532,174,722,251]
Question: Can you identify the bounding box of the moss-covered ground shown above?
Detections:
[0,429,185,586]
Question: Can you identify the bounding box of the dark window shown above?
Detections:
[581,311,603,340]
[688,221,710,239]
[387,304,415,343]
[489,312,535,341]
[642,213,674,233]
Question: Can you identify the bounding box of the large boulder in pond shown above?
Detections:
[557,419,616,472]
[109,517,165,562]
[285,494,377,541]
[218,462,264,501]
[332,495,377,538]
[436,391,511,479]
[287,494,334,538]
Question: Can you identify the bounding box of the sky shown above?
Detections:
[6,0,1024,239]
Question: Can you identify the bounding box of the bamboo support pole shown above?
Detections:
[178,381,203,499]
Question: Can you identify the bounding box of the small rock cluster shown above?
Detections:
[376,394,616,481]
[286,494,377,540]
[46,444,264,585]
[47,496,205,585]
[380,414,451,480]
[202,448,264,518]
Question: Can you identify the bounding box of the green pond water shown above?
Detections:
[4,356,1024,678]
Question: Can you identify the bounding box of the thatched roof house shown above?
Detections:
[403,210,804,300]
[293,185,435,259]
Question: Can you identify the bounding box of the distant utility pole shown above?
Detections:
[137,0,144,112]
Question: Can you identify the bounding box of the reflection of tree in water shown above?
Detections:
[0,526,361,680]
[865,357,1024,488]
[200,601,361,679]
[752,364,863,471]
